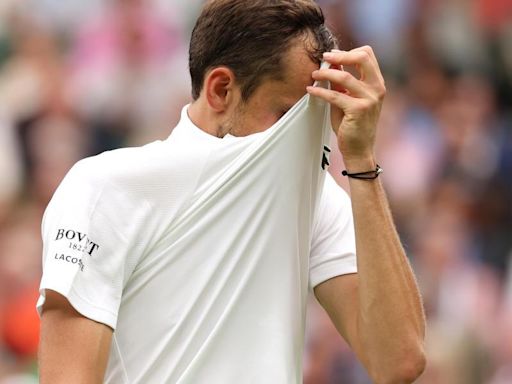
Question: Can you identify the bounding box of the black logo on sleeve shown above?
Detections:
[52,229,101,271]
[53,253,85,271]
[321,146,331,170]
[55,229,100,256]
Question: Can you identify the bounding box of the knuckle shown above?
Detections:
[362,45,374,55]
[354,101,369,113]
[328,92,340,103]
[337,71,351,82]
[364,98,376,108]
[377,84,387,100]
[370,95,380,106]
[358,50,371,62]
[353,45,371,54]
[356,98,373,112]
[361,95,379,109]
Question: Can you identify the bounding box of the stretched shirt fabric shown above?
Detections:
[37,86,357,383]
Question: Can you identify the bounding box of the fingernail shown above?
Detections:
[323,52,334,58]
[332,49,343,53]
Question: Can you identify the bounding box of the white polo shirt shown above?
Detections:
[37,92,357,383]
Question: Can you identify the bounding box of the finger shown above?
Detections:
[323,49,380,84]
[312,68,370,98]
[306,85,353,111]
[351,46,384,84]
[328,64,346,92]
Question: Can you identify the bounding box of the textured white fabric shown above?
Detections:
[37,89,357,383]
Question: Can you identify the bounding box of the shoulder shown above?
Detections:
[46,141,169,219]
[74,140,168,184]
[43,144,167,238]
[60,140,181,202]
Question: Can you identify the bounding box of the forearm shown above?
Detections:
[39,291,113,384]
[309,46,426,383]
[347,157,426,381]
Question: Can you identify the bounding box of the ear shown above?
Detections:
[204,67,237,112]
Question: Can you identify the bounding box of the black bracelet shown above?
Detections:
[342,164,383,180]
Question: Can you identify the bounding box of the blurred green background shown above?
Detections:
[0,0,511,383]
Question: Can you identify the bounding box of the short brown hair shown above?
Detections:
[189,0,337,101]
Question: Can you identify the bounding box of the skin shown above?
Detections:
[39,38,426,384]
[309,48,427,384]
[190,41,427,383]
[39,290,112,384]
[187,40,318,137]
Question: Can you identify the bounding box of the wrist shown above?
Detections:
[342,155,376,173]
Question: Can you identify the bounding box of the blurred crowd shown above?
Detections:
[0,0,510,383]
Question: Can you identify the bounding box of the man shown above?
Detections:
[38,1,426,383]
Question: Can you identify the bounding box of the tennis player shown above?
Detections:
[38,1,426,383]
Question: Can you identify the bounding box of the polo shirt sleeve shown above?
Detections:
[309,173,358,290]
[37,158,148,330]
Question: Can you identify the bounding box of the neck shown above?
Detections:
[188,99,228,138]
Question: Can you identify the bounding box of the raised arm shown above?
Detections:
[39,290,113,384]
[307,46,426,384]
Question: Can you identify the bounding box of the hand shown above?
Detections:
[307,46,386,167]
